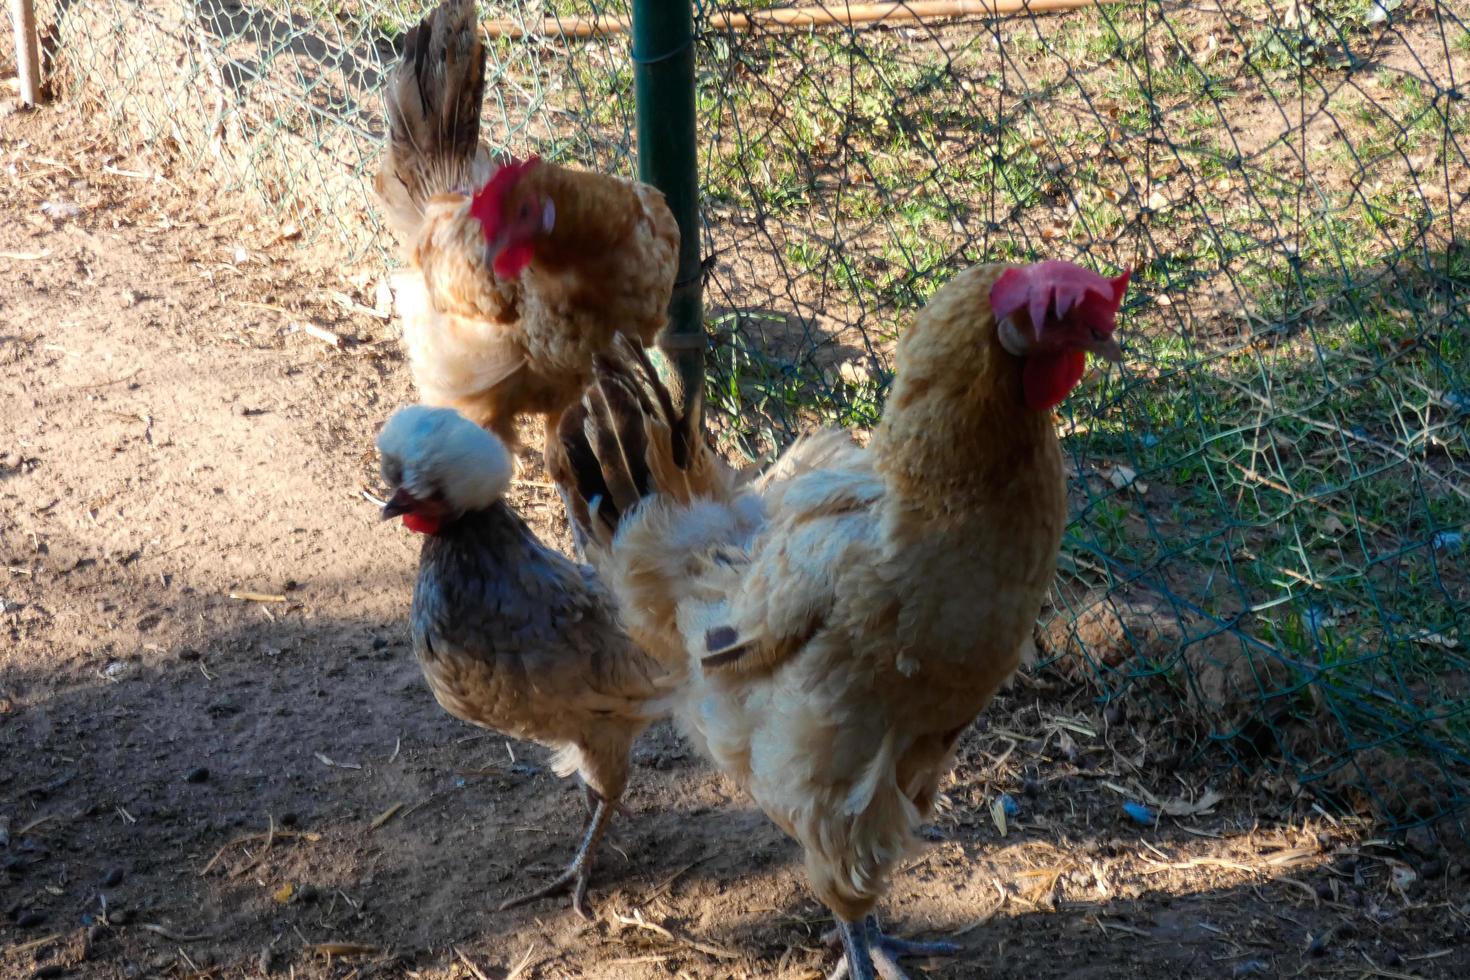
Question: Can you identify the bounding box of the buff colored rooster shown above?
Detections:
[376,405,672,918]
[552,260,1128,979]
[375,0,679,451]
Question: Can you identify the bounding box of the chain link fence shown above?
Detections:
[19,0,1470,834]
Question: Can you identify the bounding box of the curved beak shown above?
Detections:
[1083,332,1124,364]
[380,487,416,521]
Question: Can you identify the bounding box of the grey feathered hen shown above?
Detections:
[376,404,669,918]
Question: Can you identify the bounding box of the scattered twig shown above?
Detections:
[303,323,342,348]
[505,944,537,980]
[8,933,62,955]
[639,861,698,906]
[137,922,215,942]
[17,814,56,835]
[198,826,320,877]
[315,752,363,771]
[228,591,287,603]
[369,802,404,831]
[453,946,492,980]
[311,942,379,957]
[613,909,740,960]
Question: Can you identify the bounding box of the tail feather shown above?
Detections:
[374,0,489,242]
[549,335,733,552]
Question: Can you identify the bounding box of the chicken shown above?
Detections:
[375,404,673,918]
[375,0,679,451]
[552,260,1128,978]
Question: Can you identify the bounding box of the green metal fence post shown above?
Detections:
[632,0,705,430]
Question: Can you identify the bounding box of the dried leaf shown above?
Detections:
[273,882,295,903]
[990,797,1009,837]
[1158,790,1224,817]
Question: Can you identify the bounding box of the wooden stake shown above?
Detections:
[485,0,1123,39]
[9,0,42,106]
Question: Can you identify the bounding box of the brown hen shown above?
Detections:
[553,260,1128,978]
[376,0,678,451]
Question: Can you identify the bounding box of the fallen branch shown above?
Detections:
[486,0,1121,38]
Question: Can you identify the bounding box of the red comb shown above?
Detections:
[467,155,541,235]
[991,260,1130,338]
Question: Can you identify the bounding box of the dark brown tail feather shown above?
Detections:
[548,336,711,549]
[375,0,486,235]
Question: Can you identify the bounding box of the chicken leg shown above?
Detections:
[498,787,616,920]
[825,915,959,980]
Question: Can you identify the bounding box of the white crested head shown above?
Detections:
[376,405,513,514]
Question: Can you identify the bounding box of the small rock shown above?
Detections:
[1419,857,1445,879]
[101,867,125,888]
[1404,825,1438,857]
[176,648,201,662]
[1381,949,1403,967]
[2,453,21,470]
[107,908,133,925]
[184,767,210,784]
[15,909,46,928]
[30,965,67,979]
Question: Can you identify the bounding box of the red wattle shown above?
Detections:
[493,242,534,278]
[402,512,442,535]
[1023,350,1087,411]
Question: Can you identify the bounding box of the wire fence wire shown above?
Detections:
[24,0,1470,834]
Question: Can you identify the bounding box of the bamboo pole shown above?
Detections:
[485,0,1122,39]
[8,0,42,106]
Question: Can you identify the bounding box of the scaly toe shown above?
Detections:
[498,865,585,915]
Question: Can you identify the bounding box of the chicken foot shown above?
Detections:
[498,789,616,920]
[824,915,959,980]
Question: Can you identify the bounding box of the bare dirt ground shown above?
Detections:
[2,101,1469,980]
